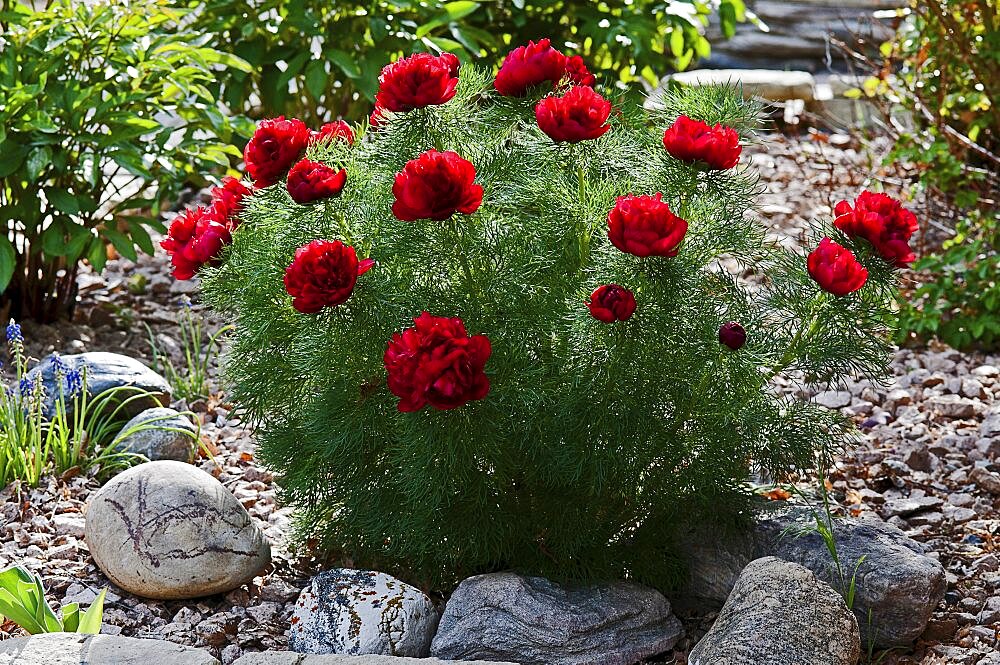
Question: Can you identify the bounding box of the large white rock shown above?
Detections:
[289,569,439,656]
[84,460,271,600]
[0,634,219,665]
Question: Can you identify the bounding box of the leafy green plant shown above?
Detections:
[0,565,105,635]
[0,0,251,322]
[0,321,195,487]
[199,51,901,590]
[897,211,1000,350]
[852,2,999,350]
[186,0,753,123]
[145,298,234,402]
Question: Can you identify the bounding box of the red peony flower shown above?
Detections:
[286,159,348,204]
[383,312,491,412]
[160,207,232,280]
[535,86,612,143]
[586,284,637,323]
[209,177,253,228]
[244,116,311,188]
[807,237,869,297]
[719,322,747,350]
[662,115,742,171]
[312,121,355,145]
[494,38,568,97]
[565,55,596,87]
[283,240,374,314]
[392,150,483,221]
[607,193,688,258]
[375,52,460,113]
[833,191,918,268]
[369,105,387,128]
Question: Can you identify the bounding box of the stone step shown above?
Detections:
[0,634,219,665]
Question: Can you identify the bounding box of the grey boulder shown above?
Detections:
[235,654,515,664]
[84,460,270,600]
[688,557,860,665]
[24,352,170,419]
[430,572,682,665]
[290,569,439,656]
[0,633,219,665]
[114,407,199,462]
[678,502,946,648]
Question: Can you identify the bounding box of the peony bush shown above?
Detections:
[174,43,911,589]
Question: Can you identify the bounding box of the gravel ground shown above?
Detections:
[1,132,996,664]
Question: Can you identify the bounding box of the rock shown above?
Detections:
[52,514,85,538]
[927,394,978,419]
[23,352,171,419]
[970,467,1000,495]
[903,447,933,472]
[882,496,944,517]
[688,557,859,665]
[290,569,439,657]
[678,503,946,648]
[430,572,682,665]
[84,460,270,600]
[114,407,199,462]
[813,390,853,409]
[652,69,816,104]
[234,655,514,664]
[0,633,220,664]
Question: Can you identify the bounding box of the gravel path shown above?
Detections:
[1,133,996,664]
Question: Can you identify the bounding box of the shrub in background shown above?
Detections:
[0,0,251,323]
[193,48,904,590]
[184,0,752,123]
[864,1,999,349]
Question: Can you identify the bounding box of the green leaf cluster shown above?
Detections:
[183,0,750,123]
[0,565,105,635]
[0,0,250,322]
[201,71,898,591]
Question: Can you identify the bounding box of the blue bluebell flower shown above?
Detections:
[5,321,22,344]
[65,368,84,398]
[18,377,33,397]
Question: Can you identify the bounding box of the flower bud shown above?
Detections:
[719,321,747,350]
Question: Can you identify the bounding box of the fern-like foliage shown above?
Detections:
[200,67,896,591]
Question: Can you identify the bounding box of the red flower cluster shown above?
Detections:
[161,207,233,281]
[209,177,253,227]
[494,39,595,96]
[808,238,868,297]
[384,312,492,412]
[607,193,688,258]
[312,121,355,145]
[586,285,636,323]
[161,177,252,280]
[536,86,612,143]
[374,52,460,121]
[662,115,742,171]
[244,116,311,188]
[283,240,373,314]
[833,191,918,268]
[287,159,347,204]
[392,150,483,221]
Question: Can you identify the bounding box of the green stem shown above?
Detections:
[329,202,357,247]
[768,295,826,380]
[449,220,480,298]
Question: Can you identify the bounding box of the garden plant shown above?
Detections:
[167,42,912,590]
[184,0,753,123]
[0,0,250,322]
[0,321,196,487]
